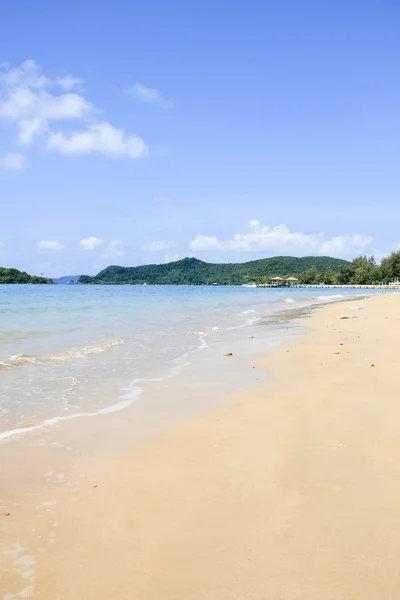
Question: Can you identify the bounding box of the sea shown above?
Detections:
[0,284,387,440]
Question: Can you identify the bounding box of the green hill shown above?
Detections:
[78,256,350,286]
[0,268,54,284]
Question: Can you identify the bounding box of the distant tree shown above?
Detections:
[353,257,381,284]
[0,268,53,284]
[337,256,381,285]
[300,266,320,284]
[318,268,337,284]
[78,275,95,284]
[381,251,400,281]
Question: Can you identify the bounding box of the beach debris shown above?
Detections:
[334,352,340,354]
[94,485,98,488]
[371,364,375,367]
[339,316,350,320]
[5,512,10,517]
[250,336,254,338]
[224,352,233,357]
[351,305,366,310]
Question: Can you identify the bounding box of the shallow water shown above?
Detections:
[0,284,388,438]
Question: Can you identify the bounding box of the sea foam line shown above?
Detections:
[0,339,125,372]
[0,332,209,442]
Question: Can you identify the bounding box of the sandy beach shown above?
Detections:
[2,292,400,599]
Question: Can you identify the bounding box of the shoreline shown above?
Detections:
[2,292,400,598]
[0,295,313,441]
[0,290,371,441]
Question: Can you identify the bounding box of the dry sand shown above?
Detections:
[2,293,400,599]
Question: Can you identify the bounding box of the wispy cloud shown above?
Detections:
[38,240,64,250]
[125,83,171,107]
[0,65,93,146]
[141,240,175,252]
[79,237,104,250]
[0,152,25,170]
[0,59,50,89]
[102,240,126,259]
[0,60,149,162]
[189,220,375,259]
[56,75,82,91]
[162,253,180,263]
[48,122,148,158]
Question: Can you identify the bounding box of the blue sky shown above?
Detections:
[0,0,399,276]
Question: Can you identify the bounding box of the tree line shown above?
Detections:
[0,268,53,284]
[299,252,400,285]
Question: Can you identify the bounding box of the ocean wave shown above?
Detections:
[0,398,136,441]
[281,294,345,304]
[0,332,208,441]
[313,294,345,301]
[193,326,219,336]
[238,309,256,316]
[0,339,125,371]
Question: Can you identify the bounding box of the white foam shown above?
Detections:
[0,332,208,442]
[313,294,345,301]
[0,398,137,441]
[0,340,125,371]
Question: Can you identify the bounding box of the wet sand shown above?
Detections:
[2,293,400,599]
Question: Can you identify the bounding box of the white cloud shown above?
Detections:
[38,240,64,250]
[163,253,180,263]
[102,240,126,259]
[318,234,374,257]
[18,117,48,145]
[141,240,174,252]
[56,75,82,91]
[0,152,25,170]
[189,235,222,251]
[47,122,148,158]
[80,237,104,250]
[0,88,92,122]
[189,221,374,259]
[248,219,260,228]
[0,60,149,158]
[125,83,170,107]
[0,59,50,89]
[0,80,93,145]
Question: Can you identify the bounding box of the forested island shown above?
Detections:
[78,253,400,286]
[0,268,54,284]
[79,256,349,285]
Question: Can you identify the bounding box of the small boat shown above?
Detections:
[242,283,257,288]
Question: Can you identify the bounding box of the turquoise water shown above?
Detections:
[0,284,386,438]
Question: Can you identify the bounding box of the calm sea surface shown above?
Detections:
[0,284,386,439]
